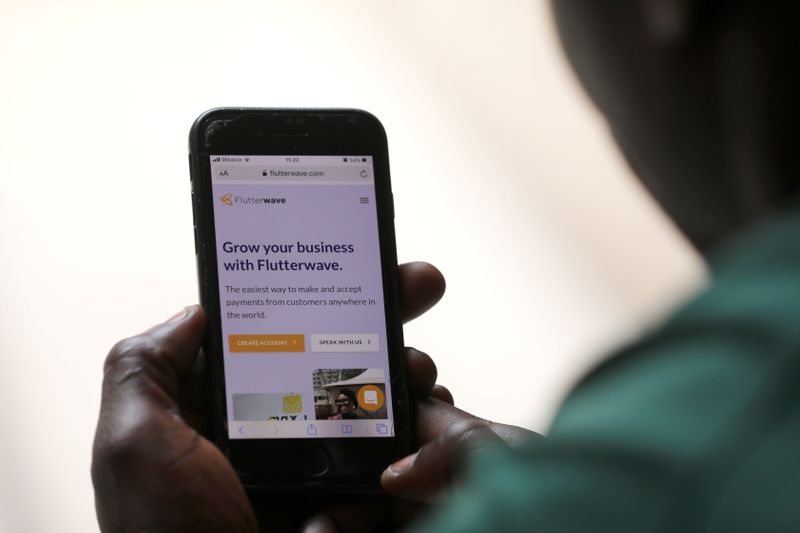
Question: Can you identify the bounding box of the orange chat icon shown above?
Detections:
[357,385,385,412]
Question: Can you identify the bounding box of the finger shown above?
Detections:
[301,514,339,533]
[405,347,438,398]
[381,419,504,503]
[102,305,206,404]
[416,397,482,443]
[142,304,207,377]
[487,420,541,447]
[416,397,539,448]
[398,262,445,324]
[94,306,257,533]
[430,384,454,405]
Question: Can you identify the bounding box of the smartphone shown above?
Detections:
[188,108,411,491]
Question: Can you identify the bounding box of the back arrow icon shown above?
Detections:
[238,425,245,435]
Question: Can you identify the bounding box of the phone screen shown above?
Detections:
[209,155,394,440]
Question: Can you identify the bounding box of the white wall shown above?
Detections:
[0,1,704,531]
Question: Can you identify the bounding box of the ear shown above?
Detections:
[636,0,697,48]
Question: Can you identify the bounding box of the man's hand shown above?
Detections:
[301,383,538,532]
[93,304,258,532]
[92,262,447,532]
[92,261,537,532]
[380,398,536,505]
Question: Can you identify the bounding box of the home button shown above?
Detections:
[302,448,330,478]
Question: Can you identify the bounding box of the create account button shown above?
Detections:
[229,334,305,353]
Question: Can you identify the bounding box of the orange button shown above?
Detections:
[229,334,305,353]
[357,385,385,412]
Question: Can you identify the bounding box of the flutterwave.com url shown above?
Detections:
[264,169,324,177]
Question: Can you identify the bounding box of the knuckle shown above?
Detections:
[444,419,496,452]
[102,334,177,395]
[422,420,497,480]
[446,418,488,441]
[105,334,168,373]
[420,420,485,463]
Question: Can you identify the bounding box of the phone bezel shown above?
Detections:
[189,108,411,491]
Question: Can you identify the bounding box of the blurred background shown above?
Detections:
[0,1,704,531]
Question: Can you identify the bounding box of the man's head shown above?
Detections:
[335,389,357,415]
[551,1,799,252]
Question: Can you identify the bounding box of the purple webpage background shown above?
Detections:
[211,182,393,428]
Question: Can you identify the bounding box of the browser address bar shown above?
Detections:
[211,165,372,183]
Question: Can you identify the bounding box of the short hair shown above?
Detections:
[336,389,357,405]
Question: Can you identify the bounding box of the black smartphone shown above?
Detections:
[188,108,411,492]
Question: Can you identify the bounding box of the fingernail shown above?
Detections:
[165,307,191,323]
[301,515,337,533]
[387,452,417,476]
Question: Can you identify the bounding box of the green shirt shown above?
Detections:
[419,206,800,532]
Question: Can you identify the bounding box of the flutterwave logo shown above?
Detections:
[219,194,288,206]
